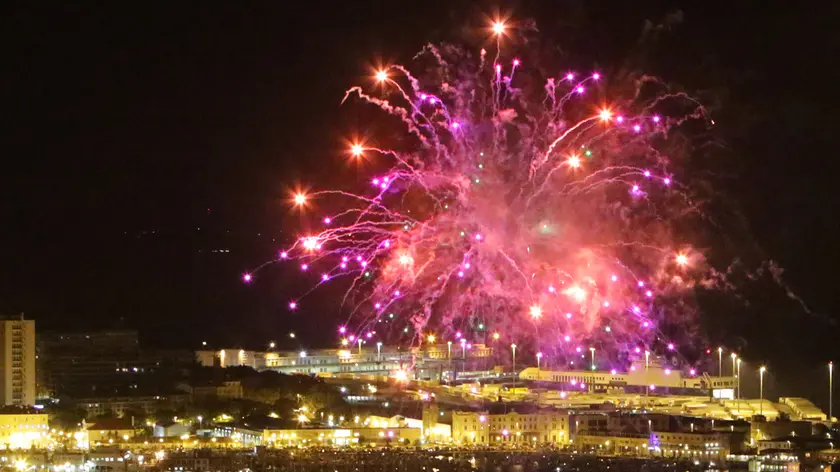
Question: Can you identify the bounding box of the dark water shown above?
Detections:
[254,450,719,472]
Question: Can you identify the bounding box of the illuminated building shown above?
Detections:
[0,406,48,449]
[571,411,747,458]
[196,343,492,379]
[421,402,452,441]
[212,425,263,447]
[0,316,35,406]
[154,420,190,438]
[519,357,737,397]
[452,410,569,445]
[574,429,732,458]
[85,418,136,444]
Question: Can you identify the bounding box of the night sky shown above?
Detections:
[2,2,839,401]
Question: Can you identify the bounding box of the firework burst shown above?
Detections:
[248,21,743,368]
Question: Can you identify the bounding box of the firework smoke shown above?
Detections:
[249,21,752,370]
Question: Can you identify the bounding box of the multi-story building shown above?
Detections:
[421,402,452,442]
[85,417,137,444]
[38,329,192,398]
[179,380,243,401]
[76,393,188,418]
[452,410,569,445]
[0,316,35,406]
[0,406,49,449]
[572,412,744,458]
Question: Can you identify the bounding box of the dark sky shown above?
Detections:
[2,2,839,400]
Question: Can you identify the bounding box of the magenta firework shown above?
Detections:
[248,20,729,367]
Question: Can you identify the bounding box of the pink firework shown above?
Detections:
[246,24,767,366]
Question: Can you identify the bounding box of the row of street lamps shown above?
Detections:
[268,337,835,421]
[514,344,837,422]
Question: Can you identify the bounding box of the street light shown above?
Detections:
[830,362,834,421]
[731,353,737,376]
[759,366,767,416]
[447,341,452,378]
[589,347,596,371]
[377,342,382,361]
[197,416,203,429]
[357,338,363,355]
[537,352,543,372]
[511,344,517,390]
[718,347,723,377]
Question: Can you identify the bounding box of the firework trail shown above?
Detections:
[247,21,738,370]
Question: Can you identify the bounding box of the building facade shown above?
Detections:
[0,316,35,406]
[76,394,188,418]
[452,410,569,445]
[38,329,192,399]
[196,343,493,380]
[519,357,737,396]
[0,407,49,449]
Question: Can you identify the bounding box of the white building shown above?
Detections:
[452,410,570,445]
[519,357,736,396]
[195,343,492,378]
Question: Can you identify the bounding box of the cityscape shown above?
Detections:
[0,314,829,471]
[4,1,839,472]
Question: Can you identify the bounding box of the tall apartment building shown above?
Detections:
[0,316,35,406]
